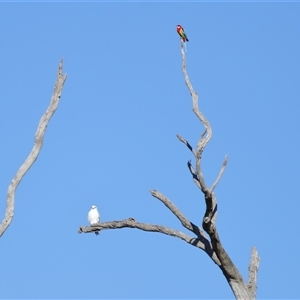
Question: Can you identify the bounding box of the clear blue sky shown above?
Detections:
[1,2,299,299]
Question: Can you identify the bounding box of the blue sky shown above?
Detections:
[0,2,299,299]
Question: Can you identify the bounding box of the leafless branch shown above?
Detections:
[176,134,197,157]
[179,41,258,298]
[180,40,212,194]
[248,247,260,298]
[0,60,67,238]
[149,189,205,238]
[78,218,220,265]
[180,39,232,271]
[79,218,202,247]
[77,39,260,300]
[187,160,202,189]
[210,155,228,192]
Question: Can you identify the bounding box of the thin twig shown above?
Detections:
[210,155,228,192]
[176,134,197,157]
[187,160,201,190]
[0,60,67,238]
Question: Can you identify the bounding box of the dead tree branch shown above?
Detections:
[150,189,205,238]
[179,40,258,298]
[0,60,67,238]
[180,42,212,193]
[79,217,220,265]
[79,218,198,246]
[176,134,197,157]
[187,160,201,190]
[78,40,259,299]
[248,247,260,298]
[210,155,228,192]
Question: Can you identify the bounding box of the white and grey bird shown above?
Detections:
[88,205,100,225]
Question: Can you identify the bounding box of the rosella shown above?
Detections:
[177,25,189,42]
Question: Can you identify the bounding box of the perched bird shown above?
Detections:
[176,25,189,42]
[88,205,100,225]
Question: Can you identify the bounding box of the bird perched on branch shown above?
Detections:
[176,25,189,42]
[88,205,100,225]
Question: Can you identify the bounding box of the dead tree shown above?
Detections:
[0,61,67,238]
[78,42,260,299]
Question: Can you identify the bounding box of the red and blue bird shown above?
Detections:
[176,25,189,42]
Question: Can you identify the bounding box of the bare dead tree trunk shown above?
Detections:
[0,60,67,238]
[78,42,260,299]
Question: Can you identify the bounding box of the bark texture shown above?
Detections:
[78,42,260,299]
[0,60,67,238]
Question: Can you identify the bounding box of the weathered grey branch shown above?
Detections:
[0,60,67,238]
[248,247,260,298]
[179,41,258,299]
[186,160,201,189]
[180,41,211,193]
[150,189,205,238]
[79,187,218,263]
[78,40,259,300]
[78,218,221,265]
[176,134,197,157]
[79,218,203,248]
[210,155,228,192]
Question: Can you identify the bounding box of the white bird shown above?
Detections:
[88,205,100,225]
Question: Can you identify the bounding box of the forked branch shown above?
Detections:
[79,217,220,265]
[0,60,67,238]
[150,189,205,238]
[79,218,205,251]
[179,41,258,298]
[78,218,196,244]
[78,40,259,299]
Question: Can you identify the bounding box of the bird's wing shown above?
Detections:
[88,210,93,222]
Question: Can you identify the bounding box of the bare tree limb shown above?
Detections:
[78,218,221,266]
[79,218,202,247]
[180,41,211,193]
[176,134,197,157]
[180,40,237,277]
[179,41,258,299]
[0,60,67,238]
[78,39,260,299]
[186,160,201,190]
[248,247,260,298]
[210,155,228,192]
[149,189,205,238]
